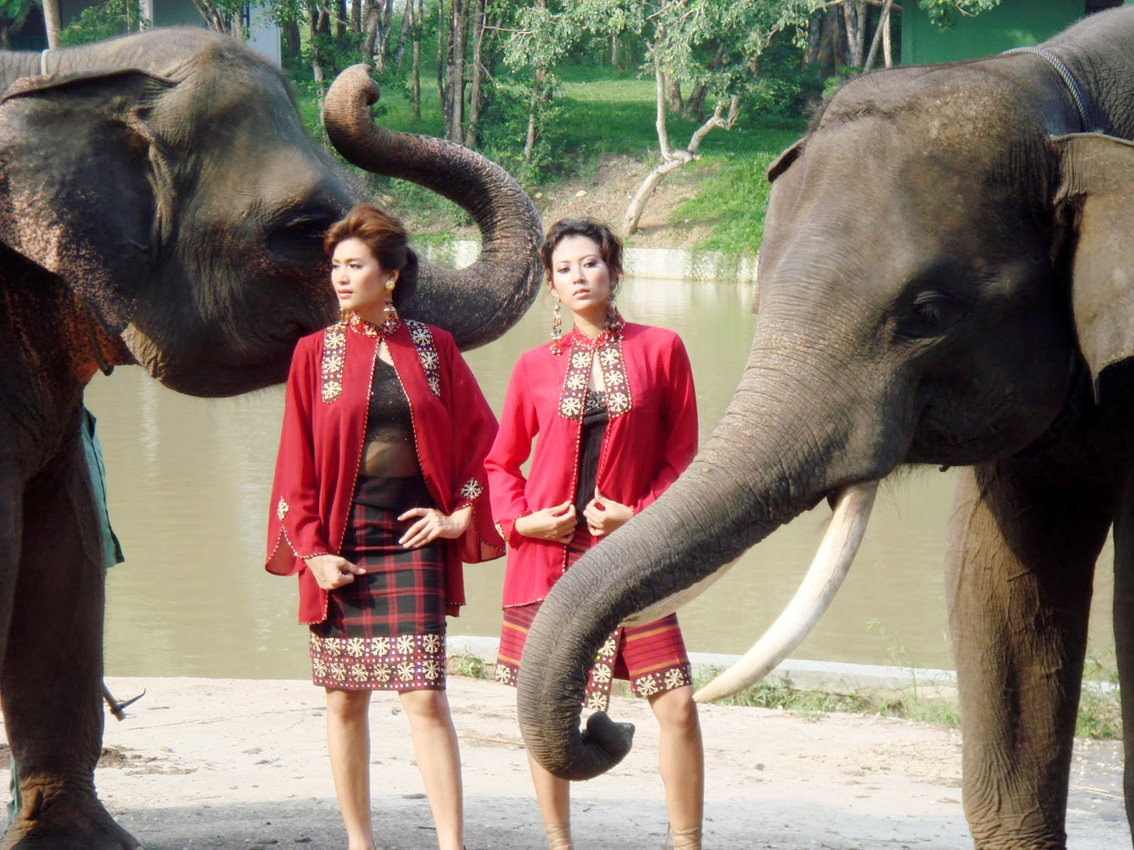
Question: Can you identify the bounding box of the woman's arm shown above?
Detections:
[633,333,698,514]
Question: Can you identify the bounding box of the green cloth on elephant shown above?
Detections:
[6,405,123,830]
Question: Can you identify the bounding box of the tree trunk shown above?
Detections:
[610,34,619,69]
[436,0,447,130]
[523,67,544,165]
[862,0,893,73]
[682,44,724,120]
[411,0,422,119]
[883,8,892,68]
[392,0,412,68]
[666,74,683,113]
[362,1,381,65]
[42,0,61,49]
[463,0,486,148]
[844,0,867,67]
[624,95,736,235]
[282,18,302,60]
[443,0,468,143]
[309,5,331,105]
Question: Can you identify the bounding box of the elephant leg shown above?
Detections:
[1110,471,1134,832]
[945,460,1111,850]
[1,430,139,850]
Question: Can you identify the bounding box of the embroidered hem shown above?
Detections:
[310,632,446,691]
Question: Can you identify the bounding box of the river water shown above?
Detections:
[86,275,1116,679]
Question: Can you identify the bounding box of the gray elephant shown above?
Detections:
[515,7,1134,849]
[0,32,541,850]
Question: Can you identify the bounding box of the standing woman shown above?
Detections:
[265,204,503,850]
[486,218,705,850]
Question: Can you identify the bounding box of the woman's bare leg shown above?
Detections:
[650,685,704,849]
[526,751,573,849]
[325,688,375,850]
[399,688,464,850]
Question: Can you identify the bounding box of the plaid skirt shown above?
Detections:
[495,529,693,713]
[309,475,446,692]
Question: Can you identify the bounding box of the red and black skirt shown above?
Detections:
[309,475,447,692]
[495,529,693,712]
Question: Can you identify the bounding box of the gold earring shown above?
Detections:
[382,278,399,334]
[551,292,563,354]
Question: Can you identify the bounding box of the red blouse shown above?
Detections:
[485,322,698,608]
[266,314,504,625]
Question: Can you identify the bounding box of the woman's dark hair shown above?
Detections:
[324,203,419,305]
[540,218,624,289]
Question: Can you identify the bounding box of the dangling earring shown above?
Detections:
[382,278,399,334]
[550,291,563,354]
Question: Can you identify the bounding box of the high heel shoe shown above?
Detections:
[666,824,702,850]
[545,822,573,850]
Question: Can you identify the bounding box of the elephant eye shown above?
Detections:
[268,211,339,263]
[898,289,968,339]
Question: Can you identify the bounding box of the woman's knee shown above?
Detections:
[326,687,371,720]
[399,688,452,724]
[651,686,700,731]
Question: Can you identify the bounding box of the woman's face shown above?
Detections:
[330,237,397,319]
[548,234,613,320]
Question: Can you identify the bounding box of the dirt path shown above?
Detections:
[14,676,1123,849]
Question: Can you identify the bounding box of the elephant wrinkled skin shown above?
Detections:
[517,8,1134,849]
[0,31,541,850]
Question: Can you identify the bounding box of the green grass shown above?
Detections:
[448,652,491,680]
[294,67,803,253]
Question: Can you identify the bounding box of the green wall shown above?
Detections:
[901,0,1086,65]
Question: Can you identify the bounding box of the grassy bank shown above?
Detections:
[296,70,805,256]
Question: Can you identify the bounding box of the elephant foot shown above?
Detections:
[2,788,141,850]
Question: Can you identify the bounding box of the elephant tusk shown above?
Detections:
[693,480,879,704]
[620,559,739,627]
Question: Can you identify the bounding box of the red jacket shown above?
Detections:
[266,313,504,625]
[485,322,698,608]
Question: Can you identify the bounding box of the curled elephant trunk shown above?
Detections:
[322,65,543,349]
[516,343,896,781]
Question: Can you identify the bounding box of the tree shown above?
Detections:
[0,0,36,48]
[41,0,60,46]
[620,0,818,234]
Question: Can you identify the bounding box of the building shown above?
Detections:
[12,0,280,66]
[901,0,1133,65]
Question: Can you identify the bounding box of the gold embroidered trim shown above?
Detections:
[459,478,484,502]
[276,498,289,521]
[558,328,631,420]
[310,632,445,690]
[321,322,347,403]
[406,320,441,397]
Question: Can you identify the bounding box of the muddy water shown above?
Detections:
[86,277,1116,679]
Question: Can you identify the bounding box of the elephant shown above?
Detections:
[0,31,541,850]
[515,7,1134,849]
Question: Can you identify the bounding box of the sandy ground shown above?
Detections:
[8,676,1127,850]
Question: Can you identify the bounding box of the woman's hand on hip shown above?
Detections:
[584,489,634,537]
[304,554,365,590]
[514,501,576,544]
[398,505,472,548]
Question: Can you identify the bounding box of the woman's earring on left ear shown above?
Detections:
[383,278,399,334]
[550,292,563,354]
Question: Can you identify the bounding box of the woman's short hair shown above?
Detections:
[324,203,419,304]
[540,218,624,288]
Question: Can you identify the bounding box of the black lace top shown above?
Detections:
[362,357,420,477]
[574,388,609,524]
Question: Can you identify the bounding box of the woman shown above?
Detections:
[265,204,502,850]
[485,218,705,850]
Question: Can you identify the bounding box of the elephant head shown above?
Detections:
[0,30,541,850]
[516,9,1134,842]
[0,31,541,400]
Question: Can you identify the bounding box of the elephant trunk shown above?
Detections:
[516,333,898,781]
[322,65,543,349]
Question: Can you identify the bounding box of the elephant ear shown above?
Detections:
[755,137,808,314]
[1054,133,1134,398]
[0,69,175,334]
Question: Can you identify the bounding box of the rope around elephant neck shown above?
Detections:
[1002,46,1103,133]
[39,48,50,76]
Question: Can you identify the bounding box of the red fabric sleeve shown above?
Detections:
[485,355,538,548]
[632,334,698,514]
[441,334,505,562]
[266,338,331,575]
